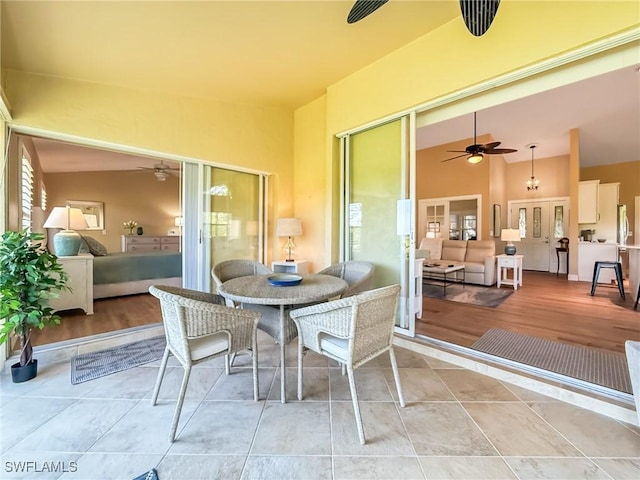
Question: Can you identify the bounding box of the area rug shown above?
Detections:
[471,328,632,393]
[70,336,166,384]
[422,284,513,308]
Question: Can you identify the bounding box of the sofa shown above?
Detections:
[417,238,496,286]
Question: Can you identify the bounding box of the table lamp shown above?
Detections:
[276,218,302,262]
[43,206,89,256]
[500,228,521,255]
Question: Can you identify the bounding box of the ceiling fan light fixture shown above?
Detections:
[467,153,484,164]
[154,170,168,181]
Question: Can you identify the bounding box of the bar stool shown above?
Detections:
[556,237,569,276]
[590,261,625,299]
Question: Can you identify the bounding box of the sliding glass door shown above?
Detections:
[342,114,417,335]
[182,163,266,293]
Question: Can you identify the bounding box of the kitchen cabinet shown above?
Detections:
[595,182,619,242]
[578,180,599,224]
[578,242,618,283]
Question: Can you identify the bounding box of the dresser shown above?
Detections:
[121,235,181,252]
[49,253,94,315]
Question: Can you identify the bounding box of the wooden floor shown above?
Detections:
[417,271,640,355]
[30,272,640,357]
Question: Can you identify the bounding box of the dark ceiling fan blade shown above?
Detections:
[481,141,501,151]
[441,153,469,163]
[347,0,389,24]
[484,148,517,154]
[459,0,501,37]
[446,150,470,153]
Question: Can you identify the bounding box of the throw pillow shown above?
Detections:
[81,235,108,256]
[78,237,91,254]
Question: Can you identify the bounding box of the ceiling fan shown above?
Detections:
[441,112,517,164]
[137,160,180,181]
[347,0,501,37]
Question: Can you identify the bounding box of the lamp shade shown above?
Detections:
[500,228,521,255]
[276,218,302,237]
[43,207,89,230]
[43,206,89,256]
[500,229,521,243]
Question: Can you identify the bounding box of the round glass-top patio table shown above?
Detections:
[218,273,348,403]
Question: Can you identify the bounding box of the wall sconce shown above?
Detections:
[276,218,302,262]
[43,206,89,256]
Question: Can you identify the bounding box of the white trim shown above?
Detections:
[337,28,639,138]
[10,125,272,177]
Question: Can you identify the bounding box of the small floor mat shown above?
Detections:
[471,328,632,393]
[70,336,166,384]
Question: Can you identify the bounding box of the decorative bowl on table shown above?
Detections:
[267,274,303,287]
[597,239,607,243]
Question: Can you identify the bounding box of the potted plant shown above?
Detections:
[0,229,68,382]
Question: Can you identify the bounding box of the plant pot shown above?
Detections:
[11,359,38,383]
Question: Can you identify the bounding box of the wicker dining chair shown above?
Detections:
[289,284,404,444]
[212,259,299,347]
[318,260,375,298]
[148,285,261,442]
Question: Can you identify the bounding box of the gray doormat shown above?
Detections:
[71,336,166,384]
[471,328,632,393]
[423,284,513,308]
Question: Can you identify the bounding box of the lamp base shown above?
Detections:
[53,230,82,256]
[504,244,517,256]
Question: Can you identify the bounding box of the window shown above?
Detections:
[20,151,34,231]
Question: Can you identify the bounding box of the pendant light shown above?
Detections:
[526,144,539,191]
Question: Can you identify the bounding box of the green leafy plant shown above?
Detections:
[0,229,68,367]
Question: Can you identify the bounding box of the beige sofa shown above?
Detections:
[417,238,496,286]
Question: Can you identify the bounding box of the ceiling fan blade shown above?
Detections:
[441,153,469,163]
[459,0,501,37]
[446,150,470,153]
[484,148,517,154]
[481,141,501,150]
[347,0,388,24]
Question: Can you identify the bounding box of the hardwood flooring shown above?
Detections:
[30,272,640,358]
[417,271,640,355]
[30,294,161,347]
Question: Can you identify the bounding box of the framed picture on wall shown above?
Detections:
[493,204,501,238]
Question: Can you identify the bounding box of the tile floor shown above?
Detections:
[1,331,639,480]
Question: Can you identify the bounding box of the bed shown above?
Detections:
[92,251,182,299]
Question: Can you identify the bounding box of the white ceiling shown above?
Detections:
[3,1,639,170]
[417,65,640,167]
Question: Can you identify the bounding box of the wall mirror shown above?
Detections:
[493,204,501,238]
[66,200,104,231]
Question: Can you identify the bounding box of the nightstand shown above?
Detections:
[271,260,309,274]
[496,254,523,290]
[49,253,94,314]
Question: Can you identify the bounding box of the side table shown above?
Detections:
[496,254,523,290]
[49,253,94,314]
[271,260,309,274]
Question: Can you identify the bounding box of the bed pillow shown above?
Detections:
[81,235,108,256]
[78,237,91,254]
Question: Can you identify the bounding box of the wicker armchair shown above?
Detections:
[318,260,375,298]
[289,284,404,444]
[149,285,260,442]
[212,259,299,346]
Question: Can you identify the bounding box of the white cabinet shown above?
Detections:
[272,260,309,274]
[578,180,599,224]
[595,183,619,242]
[121,235,180,252]
[49,253,94,315]
[578,243,618,283]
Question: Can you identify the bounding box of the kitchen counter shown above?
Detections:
[627,247,640,302]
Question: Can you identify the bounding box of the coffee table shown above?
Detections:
[422,263,465,295]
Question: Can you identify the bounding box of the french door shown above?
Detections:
[341,114,418,335]
[508,198,570,273]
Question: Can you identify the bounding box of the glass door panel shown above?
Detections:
[344,116,416,334]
